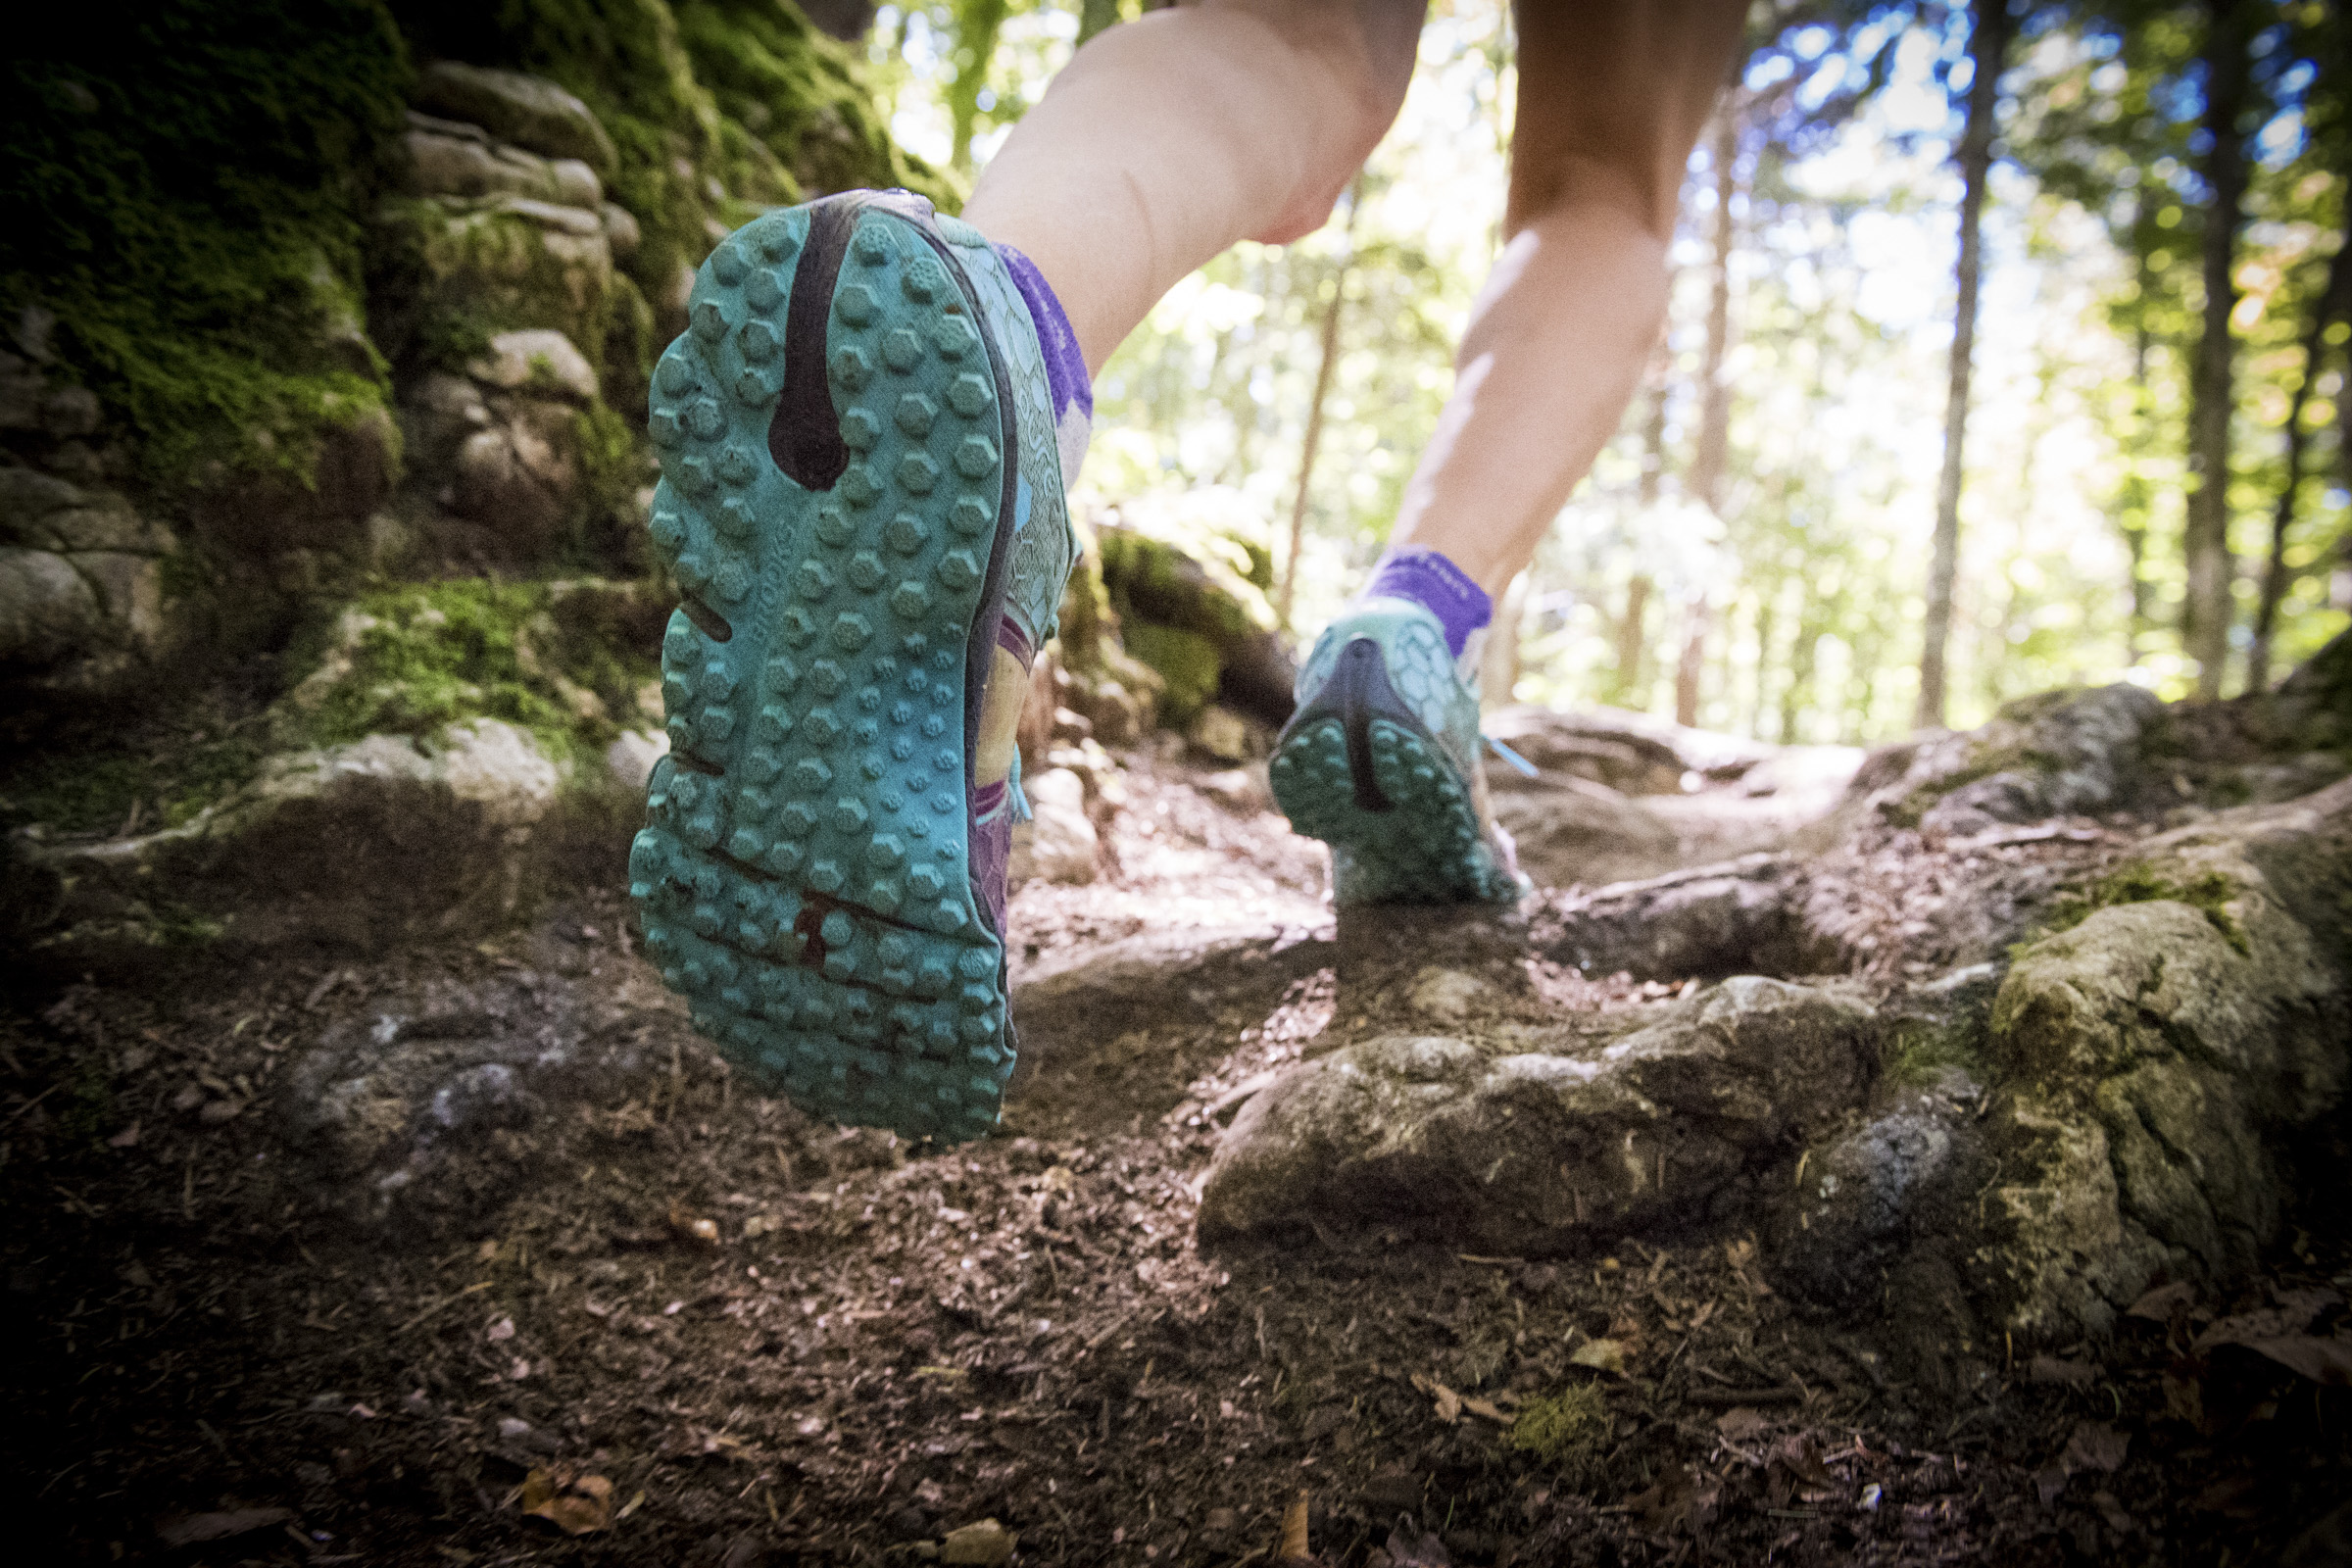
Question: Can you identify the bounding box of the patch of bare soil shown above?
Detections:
[4,757,2348,1566]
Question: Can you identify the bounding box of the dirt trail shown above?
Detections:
[4,752,2348,1567]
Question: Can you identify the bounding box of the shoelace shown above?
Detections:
[1484,734,1540,777]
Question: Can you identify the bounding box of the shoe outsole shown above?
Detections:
[629,197,1018,1143]
[1269,640,1519,906]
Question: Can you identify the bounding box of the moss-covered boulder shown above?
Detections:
[1094,494,1296,730]
[1976,777,2351,1336]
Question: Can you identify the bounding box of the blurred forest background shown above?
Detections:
[872,0,2352,741]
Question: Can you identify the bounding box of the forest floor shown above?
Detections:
[5,750,2350,1567]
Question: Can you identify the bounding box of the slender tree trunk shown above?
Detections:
[1279,184,1361,629]
[1614,325,1673,709]
[2248,215,2352,692]
[1916,0,2012,731]
[948,0,1012,173]
[1678,109,1740,729]
[2120,213,2155,664]
[2184,0,2253,699]
[1689,117,1738,516]
[1780,596,1822,744]
[1615,575,1653,708]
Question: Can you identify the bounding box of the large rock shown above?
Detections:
[398,116,604,208]
[1009,767,1098,886]
[1485,704,1774,795]
[30,719,582,951]
[0,469,172,681]
[1491,774,1679,890]
[412,63,618,178]
[1536,853,1841,980]
[1094,501,1296,729]
[1849,683,2165,837]
[1198,977,1881,1253]
[1977,778,2352,1336]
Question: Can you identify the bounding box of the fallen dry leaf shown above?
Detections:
[2126,1281,2196,1323]
[940,1517,1015,1566]
[521,1467,614,1536]
[1627,1463,1697,1535]
[1460,1394,1510,1424]
[2029,1354,2096,1389]
[154,1508,292,1547]
[2193,1290,2341,1352]
[1408,1371,1462,1424]
[1569,1338,1628,1375]
[107,1121,140,1149]
[1276,1489,1311,1562]
[2203,1334,2352,1386]
[1715,1406,1774,1446]
[2061,1420,2129,1476]
[1385,1514,1453,1566]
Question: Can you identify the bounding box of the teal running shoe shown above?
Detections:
[628,191,1076,1143]
[1269,599,1527,906]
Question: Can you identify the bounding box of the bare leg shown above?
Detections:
[1385,0,1750,602]
[960,0,1422,375]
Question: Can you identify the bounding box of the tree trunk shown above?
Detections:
[948,0,1012,173]
[2248,215,2352,692]
[1916,0,2013,731]
[1677,109,1740,730]
[2184,0,2253,699]
[1689,114,1739,516]
[1614,575,1653,708]
[1278,184,1361,629]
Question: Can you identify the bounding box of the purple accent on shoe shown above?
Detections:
[1365,547,1493,660]
[995,243,1092,424]
[968,784,1011,938]
[997,616,1031,662]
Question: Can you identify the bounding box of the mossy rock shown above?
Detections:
[276,576,665,762]
[1097,520,1297,728]
[391,0,954,322]
[1122,622,1221,730]
[0,0,410,494]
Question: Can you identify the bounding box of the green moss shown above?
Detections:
[1510,1385,1609,1473]
[0,0,409,491]
[2033,860,2249,956]
[287,578,661,760]
[370,196,619,378]
[1123,623,1222,728]
[1886,1016,1985,1087]
[391,0,954,317]
[0,730,266,836]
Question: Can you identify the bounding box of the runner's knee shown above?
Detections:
[1187,0,1422,243]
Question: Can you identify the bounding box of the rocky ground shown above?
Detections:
[7,646,2352,1567]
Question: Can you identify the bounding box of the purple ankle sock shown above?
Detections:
[1364,547,1492,660]
[995,243,1093,481]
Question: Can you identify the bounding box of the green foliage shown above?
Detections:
[0,0,410,491]
[2037,859,2249,955]
[1509,1385,1609,1474]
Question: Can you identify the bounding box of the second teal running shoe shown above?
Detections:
[628,191,1075,1143]
[1269,599,1527,906]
